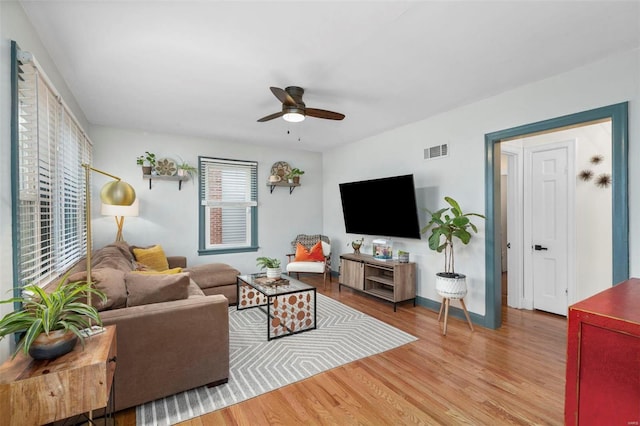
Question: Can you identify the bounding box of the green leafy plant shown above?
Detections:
[256,257,281,269]
[177,159,199,180]
[421,196,485,276]
[285,168,305,179]
[0,277,106,358]
[136,151,156,167]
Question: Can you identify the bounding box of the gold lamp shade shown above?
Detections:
[100,180,136,206]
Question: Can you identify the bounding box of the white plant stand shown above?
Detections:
[435,273,474,335]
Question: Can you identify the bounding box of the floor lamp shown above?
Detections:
[101,199,139,242]
[83,164,136,306]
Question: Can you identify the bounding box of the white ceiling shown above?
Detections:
[19,1,640,152]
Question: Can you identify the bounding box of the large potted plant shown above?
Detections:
[0,277,106,360]
[422,196,485,298]
[256,256,282,279]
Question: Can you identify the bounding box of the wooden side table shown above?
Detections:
[0,325,117,426]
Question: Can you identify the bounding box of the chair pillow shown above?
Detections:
[294,241,325,262]
[125,272,190,307]
[132,244,169,271]
[67,268,127,311]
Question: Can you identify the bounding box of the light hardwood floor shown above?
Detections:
[116,274,567,425]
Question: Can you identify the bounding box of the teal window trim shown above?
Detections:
[10,41,21,309]
[484,102,629,329]
[198,156,259,256]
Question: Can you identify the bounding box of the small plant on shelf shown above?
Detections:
[285,168,305,184]
[176,159,198,180]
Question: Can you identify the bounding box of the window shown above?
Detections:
[12,42,92,288]
[198,157,258,254]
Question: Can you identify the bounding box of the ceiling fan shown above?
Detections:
[257,86,345,123]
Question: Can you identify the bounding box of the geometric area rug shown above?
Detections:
[136,293,417,425]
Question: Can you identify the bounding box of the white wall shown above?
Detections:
[323,48,640,318]
[0,1,89,362]
[90,126,323,274]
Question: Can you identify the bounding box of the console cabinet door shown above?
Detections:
[339,259,364,290]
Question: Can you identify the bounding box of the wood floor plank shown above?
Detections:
[115,274,566,425]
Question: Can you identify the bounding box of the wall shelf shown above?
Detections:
[267,181,300,194]
[143,174,186,190]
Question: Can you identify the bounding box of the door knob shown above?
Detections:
[534,245,548,251]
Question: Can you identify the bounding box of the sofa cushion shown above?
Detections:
[132,245,169,271]
[184,263,240,290]
[125,272,190,307]
[91,242,135,272]
[132,267,183,275]
[67,268,127,311]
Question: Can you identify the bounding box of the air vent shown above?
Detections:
[424,143,449,160]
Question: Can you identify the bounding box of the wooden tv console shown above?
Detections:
[338,253,416,311]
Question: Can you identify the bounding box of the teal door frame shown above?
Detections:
[484,102,629,329]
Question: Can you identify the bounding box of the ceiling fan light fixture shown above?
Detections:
[283,111,305,123]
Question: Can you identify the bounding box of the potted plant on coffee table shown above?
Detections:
[0,277,106,360]
[422,196,485,299]
[256,257,282,279]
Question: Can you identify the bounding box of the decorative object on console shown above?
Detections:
[422,196,485,335]
[348,237,364,254]
[136,151,157,175]
[0,277,105,360]
[372,238,393,260]
[102,198,139,242]
[397,250,410,263]
[256,256,282,279]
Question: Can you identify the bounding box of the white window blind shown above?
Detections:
[199,157,258,253]
[14,48,92,288]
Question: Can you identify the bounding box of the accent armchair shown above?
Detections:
[286,234,332,289]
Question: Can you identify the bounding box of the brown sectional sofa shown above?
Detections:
[60,242,240,412]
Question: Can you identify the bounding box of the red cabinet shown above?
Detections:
[565,278,640,425]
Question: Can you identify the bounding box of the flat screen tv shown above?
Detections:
[339,174,421,239]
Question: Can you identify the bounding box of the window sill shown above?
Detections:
[198,246,259,256]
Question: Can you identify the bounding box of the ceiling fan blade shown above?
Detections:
[270,87,297,106]
[257,111,285,122]
[305,108,345,121]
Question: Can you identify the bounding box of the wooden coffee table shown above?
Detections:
[237,273,317,340]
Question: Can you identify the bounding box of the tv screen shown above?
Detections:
[339,174,422,239]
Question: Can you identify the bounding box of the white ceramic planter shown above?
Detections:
[435,273,467,299]
[266,267,282,279]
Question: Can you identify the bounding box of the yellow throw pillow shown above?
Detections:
[133,245,169,271]
[132,267,183,275]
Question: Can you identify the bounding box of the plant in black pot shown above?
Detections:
[422,196,485,299]
[0,277,106,360]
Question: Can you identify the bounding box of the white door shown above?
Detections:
[524,142,574,316]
